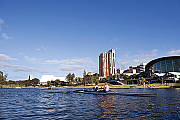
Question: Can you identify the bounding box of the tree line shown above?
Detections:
[65,72,99,86]
[0,71,40,87]
[0,70,100,87]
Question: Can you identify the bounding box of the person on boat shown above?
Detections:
[92,82,99,91]
[103,82,110,92]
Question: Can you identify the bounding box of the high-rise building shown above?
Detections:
[99,52,108,78]
[99,49,116,79]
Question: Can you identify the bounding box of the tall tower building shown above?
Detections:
[99,52,108,78]
[108,49,116,78]
[99,49,116,79]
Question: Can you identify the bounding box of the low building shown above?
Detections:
[136,63,146,73]
[87,72,95,76]
[164,72,180,82]
[123,66,138,76]
[123,63,146,76]
[40,75,66,85]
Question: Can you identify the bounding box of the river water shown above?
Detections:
[0,88,180,120]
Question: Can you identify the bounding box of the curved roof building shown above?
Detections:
[145,56,180,75]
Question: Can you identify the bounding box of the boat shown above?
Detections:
[72,90,157,97]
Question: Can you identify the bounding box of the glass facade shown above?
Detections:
[153,59,180,73]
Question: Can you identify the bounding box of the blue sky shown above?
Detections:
[0,0,180,80]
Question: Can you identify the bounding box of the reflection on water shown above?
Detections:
[99,95,121,119]
[0,88,180,119]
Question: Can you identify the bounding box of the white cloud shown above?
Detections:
[44,59,62,64]
[0,18,4,24]
[43,57,97,72]
[0,54,17,61]
[1,33,12,40]
[35,46,47,52]
[36,48,41,52]
[117,49,158,69]
[0,62,56,73]
[168,50,180,56]
[60,65,84,72]
[0,56,96,74]
[24,56,37,62]
[0,18,4,32]
[44,58,95,65]
[136,49,158,63]
[0,19,13,39]
[61,58,95,65]
[109,38,119,43]
[117,58,132,70]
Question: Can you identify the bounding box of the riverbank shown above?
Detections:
[1,83,180,89]
[60,83,180,89]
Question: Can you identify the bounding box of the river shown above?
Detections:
[0,88,180,119]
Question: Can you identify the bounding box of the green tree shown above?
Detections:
[100,78,106,83]
[66,73,75,85]
[140,77,147,87]
[75,77,83,85]
[132,74,137,79]
[0,71,7,85]
[31,78,40,87]
[123,75,129,80]
[91,74,99,84]
[47,81,51,87]
[24,80,31,87]
[112,74,117,80]
[7,80,16,85]
[75,77,79,84]
[54,79,62,87]
[83,70,87,86]
[71,73,75,83]
[66,73,72,85]
[17,80,25,86]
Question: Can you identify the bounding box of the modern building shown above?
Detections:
[99,49,116,79]
[99,52,108,78]
[145,56,180,76]
[136,63,146,73]
[40,75,67,85]
[122,63,146,76]
[123,66,137,76]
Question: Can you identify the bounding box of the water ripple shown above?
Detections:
[0,88,180,119]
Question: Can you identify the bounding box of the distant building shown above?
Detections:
[87,72,95,76]
[99,49,116,79]
[136,63,146,73]
[99,52,108,78]
[40,75,67,85]
[123,67,137,76]
[145,56,180,76]
[123,63,146,76]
